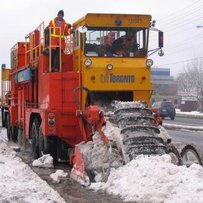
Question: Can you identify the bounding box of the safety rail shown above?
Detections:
[11,43,19,69]
[65,35,73,55]
[47,26,62,72]
[45,26,73,72]
[11,22,73,73]
[25,22,44,67]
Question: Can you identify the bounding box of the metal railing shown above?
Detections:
[46,26,73,72]
[10,22,73,73]
[25,22,44,67]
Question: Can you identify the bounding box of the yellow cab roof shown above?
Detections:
[73,13,152,28]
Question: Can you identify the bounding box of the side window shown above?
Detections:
[136,29,147,51]
[73,30,79,49]
[85,30,99,56]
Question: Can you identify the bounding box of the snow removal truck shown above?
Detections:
[1,13,202,185]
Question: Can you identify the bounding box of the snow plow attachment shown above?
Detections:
[71,100,203,185]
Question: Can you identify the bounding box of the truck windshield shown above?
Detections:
[85,27,148,58]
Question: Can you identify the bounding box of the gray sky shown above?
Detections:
[0,0,203,77]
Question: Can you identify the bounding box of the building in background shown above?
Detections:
[151,67,180,107]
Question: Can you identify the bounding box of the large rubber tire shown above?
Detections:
[6,113,12,141]
[1,108,6,127]
[180,144,202,167]
[38,127,46,156]
[39,128,57,163]
[30,118,40,159]
[170,116,175,120]
[18,128,23,148]
[11,126,18,142]
[30,118,58,162]
[166,144,182,165]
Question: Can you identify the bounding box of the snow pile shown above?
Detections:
[72,132,123,184]
[158,125,172,143]
[176,109,203,119]
[0,138,17,157]
[163,123,203,131]
[50,169,68,183]
[0,139,66,203]
[90,154,203,203]
[0,128,9,142]
[72,120,172,186]
[32,154,54,168]
[103,121,123,151]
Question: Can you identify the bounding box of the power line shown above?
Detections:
[154,1,203,37]
[164,24,203,37]
[163,12,203,31]
[156,57,203,67]
[149,31,203,45]
[158,0,202,23]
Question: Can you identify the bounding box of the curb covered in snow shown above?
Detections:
[0,136,66,203]
[176,112,203,119]
[163,123,203,131]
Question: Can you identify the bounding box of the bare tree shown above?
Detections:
[175,57,203,111]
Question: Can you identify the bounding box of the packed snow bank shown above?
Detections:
[0,139,66,203]
[176,109,203,119]
[163,123,203,131]
[90,154,203,203]
[32,154,54,168]
[50,169,68,183]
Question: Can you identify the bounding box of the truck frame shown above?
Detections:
[1,13,163,162]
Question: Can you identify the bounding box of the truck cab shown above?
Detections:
[72,14,154,108]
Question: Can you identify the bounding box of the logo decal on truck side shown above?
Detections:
[100,74,135,83]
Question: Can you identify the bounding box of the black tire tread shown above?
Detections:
[39,128,58,163]
[180,144,203,166]
[166,144,182,165]
[31,118,40,159]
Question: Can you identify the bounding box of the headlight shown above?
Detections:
[84,59,92,67]
[106,64,113,70]
[146,59,153,67]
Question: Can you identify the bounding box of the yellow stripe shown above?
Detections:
[52,19,56,35]
[50,33,65,38]
[51,19,66,38]
[63,23,67,35]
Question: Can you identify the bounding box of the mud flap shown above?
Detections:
[70,146,90,186]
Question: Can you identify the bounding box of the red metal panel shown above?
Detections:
[37,66,82,145]
[18,88,22,123]
[14,53,82,146]
[25,108,32,139]
[17,42,26,68]
[62,54,73,72]
[34,30,40,47]
[9,106,18,126]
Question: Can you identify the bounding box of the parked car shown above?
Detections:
[152,101,176,120]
